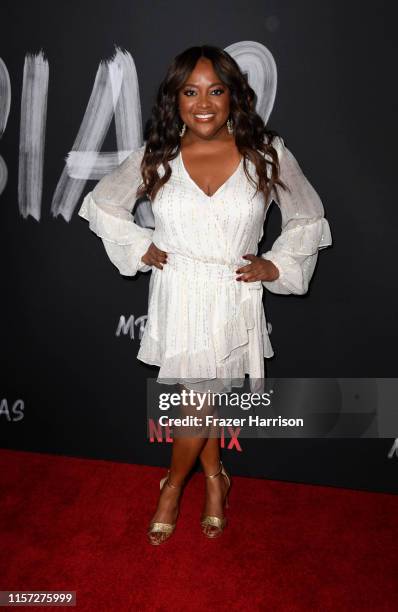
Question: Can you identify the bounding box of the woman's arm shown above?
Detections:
[261,136,332,295]
[77,145,154,276]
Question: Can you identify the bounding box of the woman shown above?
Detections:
[78,45,332,545]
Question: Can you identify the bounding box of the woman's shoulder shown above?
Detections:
[263,130,285,155]
[92,144,147,200]
[254,131,285,167]
[110,144,147,180]
[122,143,146,170]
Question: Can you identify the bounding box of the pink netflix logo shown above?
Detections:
[147,419,242,451]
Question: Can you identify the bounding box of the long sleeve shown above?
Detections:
[261,136,332,295]
[77,144,154,276]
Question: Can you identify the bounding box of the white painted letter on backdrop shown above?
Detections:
[0,57,11,197]
[18,51,49,220]
[53,46,143,222]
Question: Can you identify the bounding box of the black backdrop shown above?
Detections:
[1,0,397,493]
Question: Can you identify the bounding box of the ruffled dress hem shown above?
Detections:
[137,286,273,394]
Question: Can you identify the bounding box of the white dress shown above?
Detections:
[78,135,332,393]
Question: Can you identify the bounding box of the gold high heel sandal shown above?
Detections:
[147,470,182,546]
[200,461,231,538]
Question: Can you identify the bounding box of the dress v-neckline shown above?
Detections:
[179,150,243,200]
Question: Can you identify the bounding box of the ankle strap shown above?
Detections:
[204,461,223,479]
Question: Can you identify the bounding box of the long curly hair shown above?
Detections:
[136,44,288,204]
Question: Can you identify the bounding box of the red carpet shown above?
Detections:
[0,449,397,611]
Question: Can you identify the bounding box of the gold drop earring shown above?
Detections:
[179,122,186,137]
[227,118,234,135]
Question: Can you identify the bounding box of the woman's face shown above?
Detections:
[177,57,231,140]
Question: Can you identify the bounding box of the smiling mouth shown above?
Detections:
[193,113,216,121]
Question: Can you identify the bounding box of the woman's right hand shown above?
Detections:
[141,242,168,270]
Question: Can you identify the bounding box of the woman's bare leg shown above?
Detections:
[199,436,230,521]
[148,436,208,528]
[148,385,212,528]
[199,435,220,474]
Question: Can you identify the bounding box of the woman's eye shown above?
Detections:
[182,88,225,96]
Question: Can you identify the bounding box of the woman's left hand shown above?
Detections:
[236,254,280,282]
